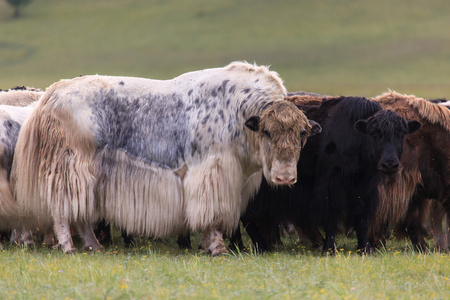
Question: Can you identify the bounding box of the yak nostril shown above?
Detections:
[380,160,400,173]
[288,178,297,185]
[274,176,297,185]
[383,162,399,169]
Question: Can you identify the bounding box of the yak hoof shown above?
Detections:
[61,246,78,254]
[65,248,78,254]
[83,244,104,252]
[356,244,373,255]
[208,240,229,256]
[211,246,229,256]
[20,239,35,248]
[54,243,78,253]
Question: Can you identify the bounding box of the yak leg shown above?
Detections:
[76,221,103,252]
[241,218,271,252]
[445,212,450,250]
[10,227,33,246]
[121,230,136,248]
[94,219,112,246]
[42,226,56,247]
[369,221,390,249]
[315,170,346,254]
[323,215,338,254]
[9,228,23,245]
[19,227,35,247]
[350,177,381,254]
[405,196,429,252]
[294,224,324,249]
[227,225,245,252]
[354,207,374,254]
[446,213,450,250]
[432,201,449,251]
[177,233,192,250]
[54,219,77,253]
[199,227,228,256]
[354,216,372,254]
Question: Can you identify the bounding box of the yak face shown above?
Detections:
[354,110,421,174]
[245,100,321,186]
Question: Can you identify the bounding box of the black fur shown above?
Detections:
[233,97,420,253]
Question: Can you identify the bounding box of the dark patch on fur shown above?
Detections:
[202,115,210,125]
[218,109,225,121]
[92,90,189,169]
[0,119,21,178]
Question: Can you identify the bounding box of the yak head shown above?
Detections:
[354,110,421,174]
[245,100,321,186]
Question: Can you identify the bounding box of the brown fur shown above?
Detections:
[255,100,314,185]
[286,91,450,250]
[369,91,450,248]
[428,200,449,250]
[284,95,331,107]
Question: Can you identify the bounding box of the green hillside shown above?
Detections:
[1,0,449,98]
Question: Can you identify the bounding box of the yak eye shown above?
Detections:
[300,130,307,138]
[372,129,383,139]
[262,129,271,139]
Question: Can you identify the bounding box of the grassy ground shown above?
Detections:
[1,0,449,98]
[1,1,449,299]
[0,232,448,299]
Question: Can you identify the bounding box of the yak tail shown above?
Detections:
[11,86,97,228]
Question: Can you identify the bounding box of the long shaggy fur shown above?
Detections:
[287,91,449,249]
[370,90,450,246]
[12,82,97,229]
[95,147,185,237]
[12,62,304,245]
[184,151,244,235]
[374,90,450,133]
[369,168,422,241]
[0,101,39,230]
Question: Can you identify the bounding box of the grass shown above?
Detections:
[1,0,449,98]
[1,1,449,298]
[0,232,449,299]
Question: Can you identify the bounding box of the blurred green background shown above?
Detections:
[1,0,449,98]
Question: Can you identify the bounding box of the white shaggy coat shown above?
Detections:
[12,62,311,253]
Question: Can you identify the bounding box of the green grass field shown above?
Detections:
[1,0,449,98]
[1,1,450,298]
[0,232,449,299]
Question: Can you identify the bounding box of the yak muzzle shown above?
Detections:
[378,160,401,174]
[270,160,298,186]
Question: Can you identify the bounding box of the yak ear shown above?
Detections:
[308,120,322,136]
[245,116,260,132]
[354,119,368,134]
[407,120,421,134]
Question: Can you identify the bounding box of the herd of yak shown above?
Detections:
[0,61,449,255]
